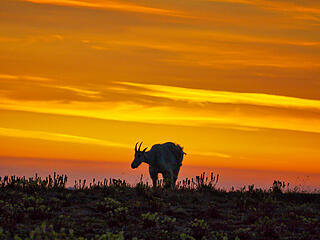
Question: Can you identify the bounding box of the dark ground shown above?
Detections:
[0,173,319,240]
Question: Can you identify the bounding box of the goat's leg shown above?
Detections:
[149,169,158,187]
[173,176,177,188]
[162,171,174,189]
[172,167,180,188]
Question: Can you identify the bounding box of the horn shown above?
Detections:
[138,142,143,151]
[135,142,139,152]
[142,147,148,152]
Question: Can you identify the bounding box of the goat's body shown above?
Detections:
[144,142,185,188]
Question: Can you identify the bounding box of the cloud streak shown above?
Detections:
[22,0,187,17]
[1,90,320,135]
[56,86,101,98]
[0,127,129,148]
[0,73,103,101]
[0,127,232,159]
[1,75,320,135]
[118,82,320,111]
[207,0,320,14]
[0,74,52,82]
[192,151,231,158]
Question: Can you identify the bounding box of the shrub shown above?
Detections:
[189,219,208,239]
[96,198,121,212]
[141,212,159,227]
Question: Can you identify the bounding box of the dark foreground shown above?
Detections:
[0,174,320,240]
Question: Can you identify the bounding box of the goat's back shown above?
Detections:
[151,142,185,166]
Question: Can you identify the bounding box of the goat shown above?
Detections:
[131,142,186,188]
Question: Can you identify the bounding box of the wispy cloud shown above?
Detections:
[207,0,320,16]
[22,0,186,17]
[0,73,102,101]
[192,151,231,158]
[1,90,320,135]
[0,127,129,148]
[56,86,101,98]
[0,37,21,43]
[0,74,53,82]
[81,34,320,72]
[118,82,320,111]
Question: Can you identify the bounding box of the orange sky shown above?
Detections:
[1,0,320,188]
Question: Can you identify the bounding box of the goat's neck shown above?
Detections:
[143,151,153,165]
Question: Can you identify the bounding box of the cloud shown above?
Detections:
[1,90,320,135]
[22,0,187,17]
[1,77,320,134]
[192,151,231,158]
[207,0,320,16]
[0,74,102,101]
[0,37,21,43]
[0,127,129,148]
[0,74,52,82]
[118,82,320,111]
[56,86,101,98]
[0,34,64,44]
[79,30,320,73]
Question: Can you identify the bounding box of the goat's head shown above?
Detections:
[131,141,148,169]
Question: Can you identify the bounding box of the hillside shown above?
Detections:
[0,173,319,240]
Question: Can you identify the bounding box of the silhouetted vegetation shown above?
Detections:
[0,173,319,239]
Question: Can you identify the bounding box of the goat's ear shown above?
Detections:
[142,147,148,152]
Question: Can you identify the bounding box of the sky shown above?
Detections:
[1,0,320,189]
